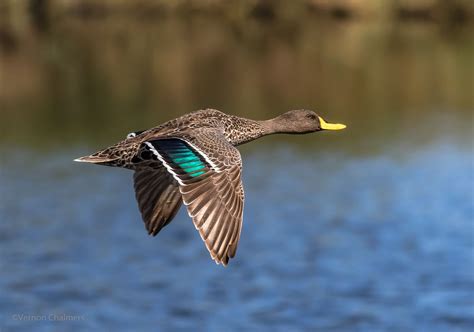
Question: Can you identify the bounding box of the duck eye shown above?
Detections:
[306,113,317,120]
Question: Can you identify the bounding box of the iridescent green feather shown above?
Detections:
[165,143,206,177]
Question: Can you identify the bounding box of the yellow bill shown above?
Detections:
[318,116,346,130]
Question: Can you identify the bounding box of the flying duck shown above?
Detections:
[75,109,346,265]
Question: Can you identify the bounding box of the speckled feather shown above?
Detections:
[87,109,265,169]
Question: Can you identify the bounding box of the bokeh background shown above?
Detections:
[1,1,473,331]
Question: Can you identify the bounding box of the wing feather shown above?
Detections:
[133,167,182,236]
[146,130,244,265]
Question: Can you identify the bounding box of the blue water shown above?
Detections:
[1,140,472,331]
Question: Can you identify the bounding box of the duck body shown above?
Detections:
[82,109,266,169]
[75,109,345,265]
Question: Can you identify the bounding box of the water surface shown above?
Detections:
[0,14,473,332]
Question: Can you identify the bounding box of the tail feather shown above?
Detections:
[75,140,138,168]
[74,155,117,164]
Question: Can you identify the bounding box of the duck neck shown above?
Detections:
[226,116,286,146]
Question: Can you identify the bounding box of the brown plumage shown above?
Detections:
[75,109,345,265]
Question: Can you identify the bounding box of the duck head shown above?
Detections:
[269,109,346,134]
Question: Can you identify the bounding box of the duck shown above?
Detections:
[75,109,346,265]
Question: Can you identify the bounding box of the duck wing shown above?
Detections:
[145,129,244,265]
[133,166,182,236]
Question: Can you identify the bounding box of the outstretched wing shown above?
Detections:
[133,166,182,235]
[145,129,244,265]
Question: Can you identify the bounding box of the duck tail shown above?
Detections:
[74,145,123,167]
[75,136,140,168]
[74,154,117,164]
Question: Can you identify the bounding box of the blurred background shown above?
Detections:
[0,0,473,331]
